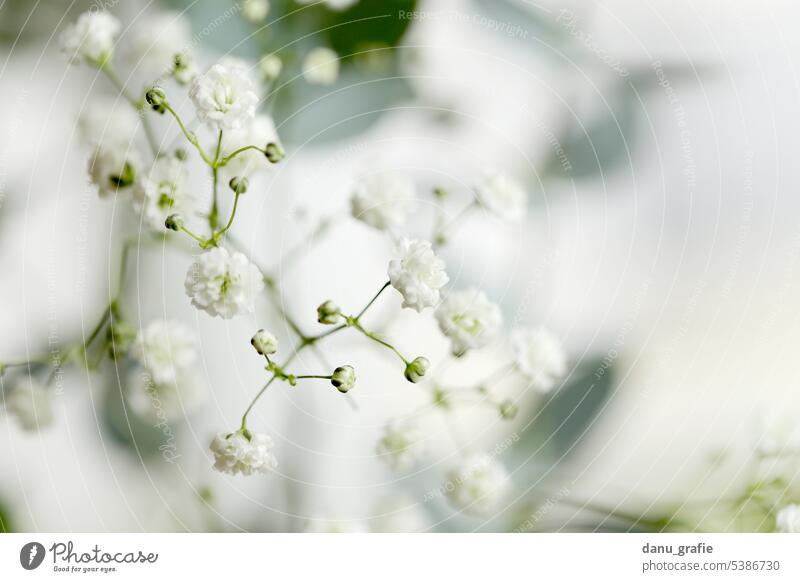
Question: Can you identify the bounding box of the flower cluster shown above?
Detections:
[184,247,265,319]
[210,431,278,476]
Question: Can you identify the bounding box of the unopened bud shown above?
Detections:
[404,356,429,383]
[264,142,284,163]
[259,54,283,82]
[331,365,356,393]
[499,399,518,420]
[165,214,183,231]
[145,86,167,108]
[317,300,342,325]
[251,329,278,356]
[229,176,249,195]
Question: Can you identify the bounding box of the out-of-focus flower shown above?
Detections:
[242,0,270,23]
[133,157,193,231]
[475,169,527,223]
[302,47,339,85]
[258,54,282,82]
[350,170,415,231]
[251,329,278,356]
[304,516,369,533]
[129,320,198,386]
[445,453,511,517]
[753,410,800,457]
[60,10,120,66]
[388,238,449,312]
[172,52,197,85]
[88,144,140,198]
[127,368,206,422]
[511,326,567,392]
[331,365,356,393]
[376,421,425,471]
[78,100,139,150]
[124,12,192,82]
[184,247,264,319]
[210,431,277,476]
[6,376,54,431]
[776,504,800,532]
[435,288,503,355]
[220,114,280,177]
[189,63,258,131]
[370,496,430,533]
[297,0,359,10]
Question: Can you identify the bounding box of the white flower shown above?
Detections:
[511,326,567,392]
[129,320,198,386]
[435,288,503,355]
[242,0,270,23]
[297,0,359,10]
[445,453,511,517]
[127,368,206,423]
[754,410,800,457]
[6,376,54,431]
[60,10,120,65]
[302,47,339,85]
[78,99,139,149]
[124,12,192,82]
[304,516,369,533]
[210,431,277,476]
[220,114,280,178]
[259,54,282,81]
[189,63,258,131]
[475,169,527,222]
[350,170,415,231]
[370,496,430,533]
[184,247,264,319]
[376,421,425,471]
[776,505,800,532]
[133,157,194,231]
[88,143,141,197]
[388,238,449,312]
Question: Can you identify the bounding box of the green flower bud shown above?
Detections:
[106,320,136,360]
[331,365,356,393]
[264,142,285,163]
[175,148,188,161]
[229,176,249,195]
[499,399,518,420]
[145,86,167,108]
[317,300,342,325]
[251,329,278,356]
[164,214,183,231]
[109,162,136,189]
[433,187,448,199]
[404,356,430,383]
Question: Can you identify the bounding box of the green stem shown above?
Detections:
[356,280,390,320]
[349,318,408,365]
[294,374,333,380]
[217,145,264,167]
[178,225,208,246]
[101,64,160,157]
[215,191,241,238]
[162,102,213,165]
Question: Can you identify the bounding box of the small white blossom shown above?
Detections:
[210,431,277,476]
[184,247,264,319]
[350,170,415,231]
[297,0,359,10]
[376,421,425,471]
[475,169,527,223]
[302,47,339,85]
[259,54,282,81]
[388,238,449,312]
[127,368,206,423]
[754,410,800,457]
[133,157,194,231]
[189,63,259,131]
[445,453,511,517]
[220,114,280,178]
[129,320,198,386]
[511,326,567,392]
[60,10,120,66]
[242,0,270,23]
[776,504,800,533]
[88,143,141,197]
[124,12,192,82]
[78,100,139,149]
[6,376,54,431]
[435,288,503,355]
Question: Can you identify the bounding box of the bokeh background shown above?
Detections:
[2,0,800,532]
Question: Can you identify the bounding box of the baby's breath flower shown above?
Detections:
[404,357,429,383]
[331,365,356,393]
[251,329,278,356]
[129,320,198,386]
[302,47,339,85]
[259,54,282,81]
[124,12,192,82]
[59,10,120,66]
[133,157,193,231]
[210,430,277,476]
[172,52,197,85]
[88,144,141,197]
[221,115,280,177]
[388,238,449,312]
[475,169,527,223]
[435,288,503,356]
[242,0,270,23]
[6,376,54,431]
[185,247,265,319]
[776,504,800,532]
[350,169,415,231]
[376,421,425,471]
[77,100,139,149]
[317,300,342,325]
[189,63,258,131]
[753,410,800,457]
[511,326,567,393]
[445,453,511,517]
